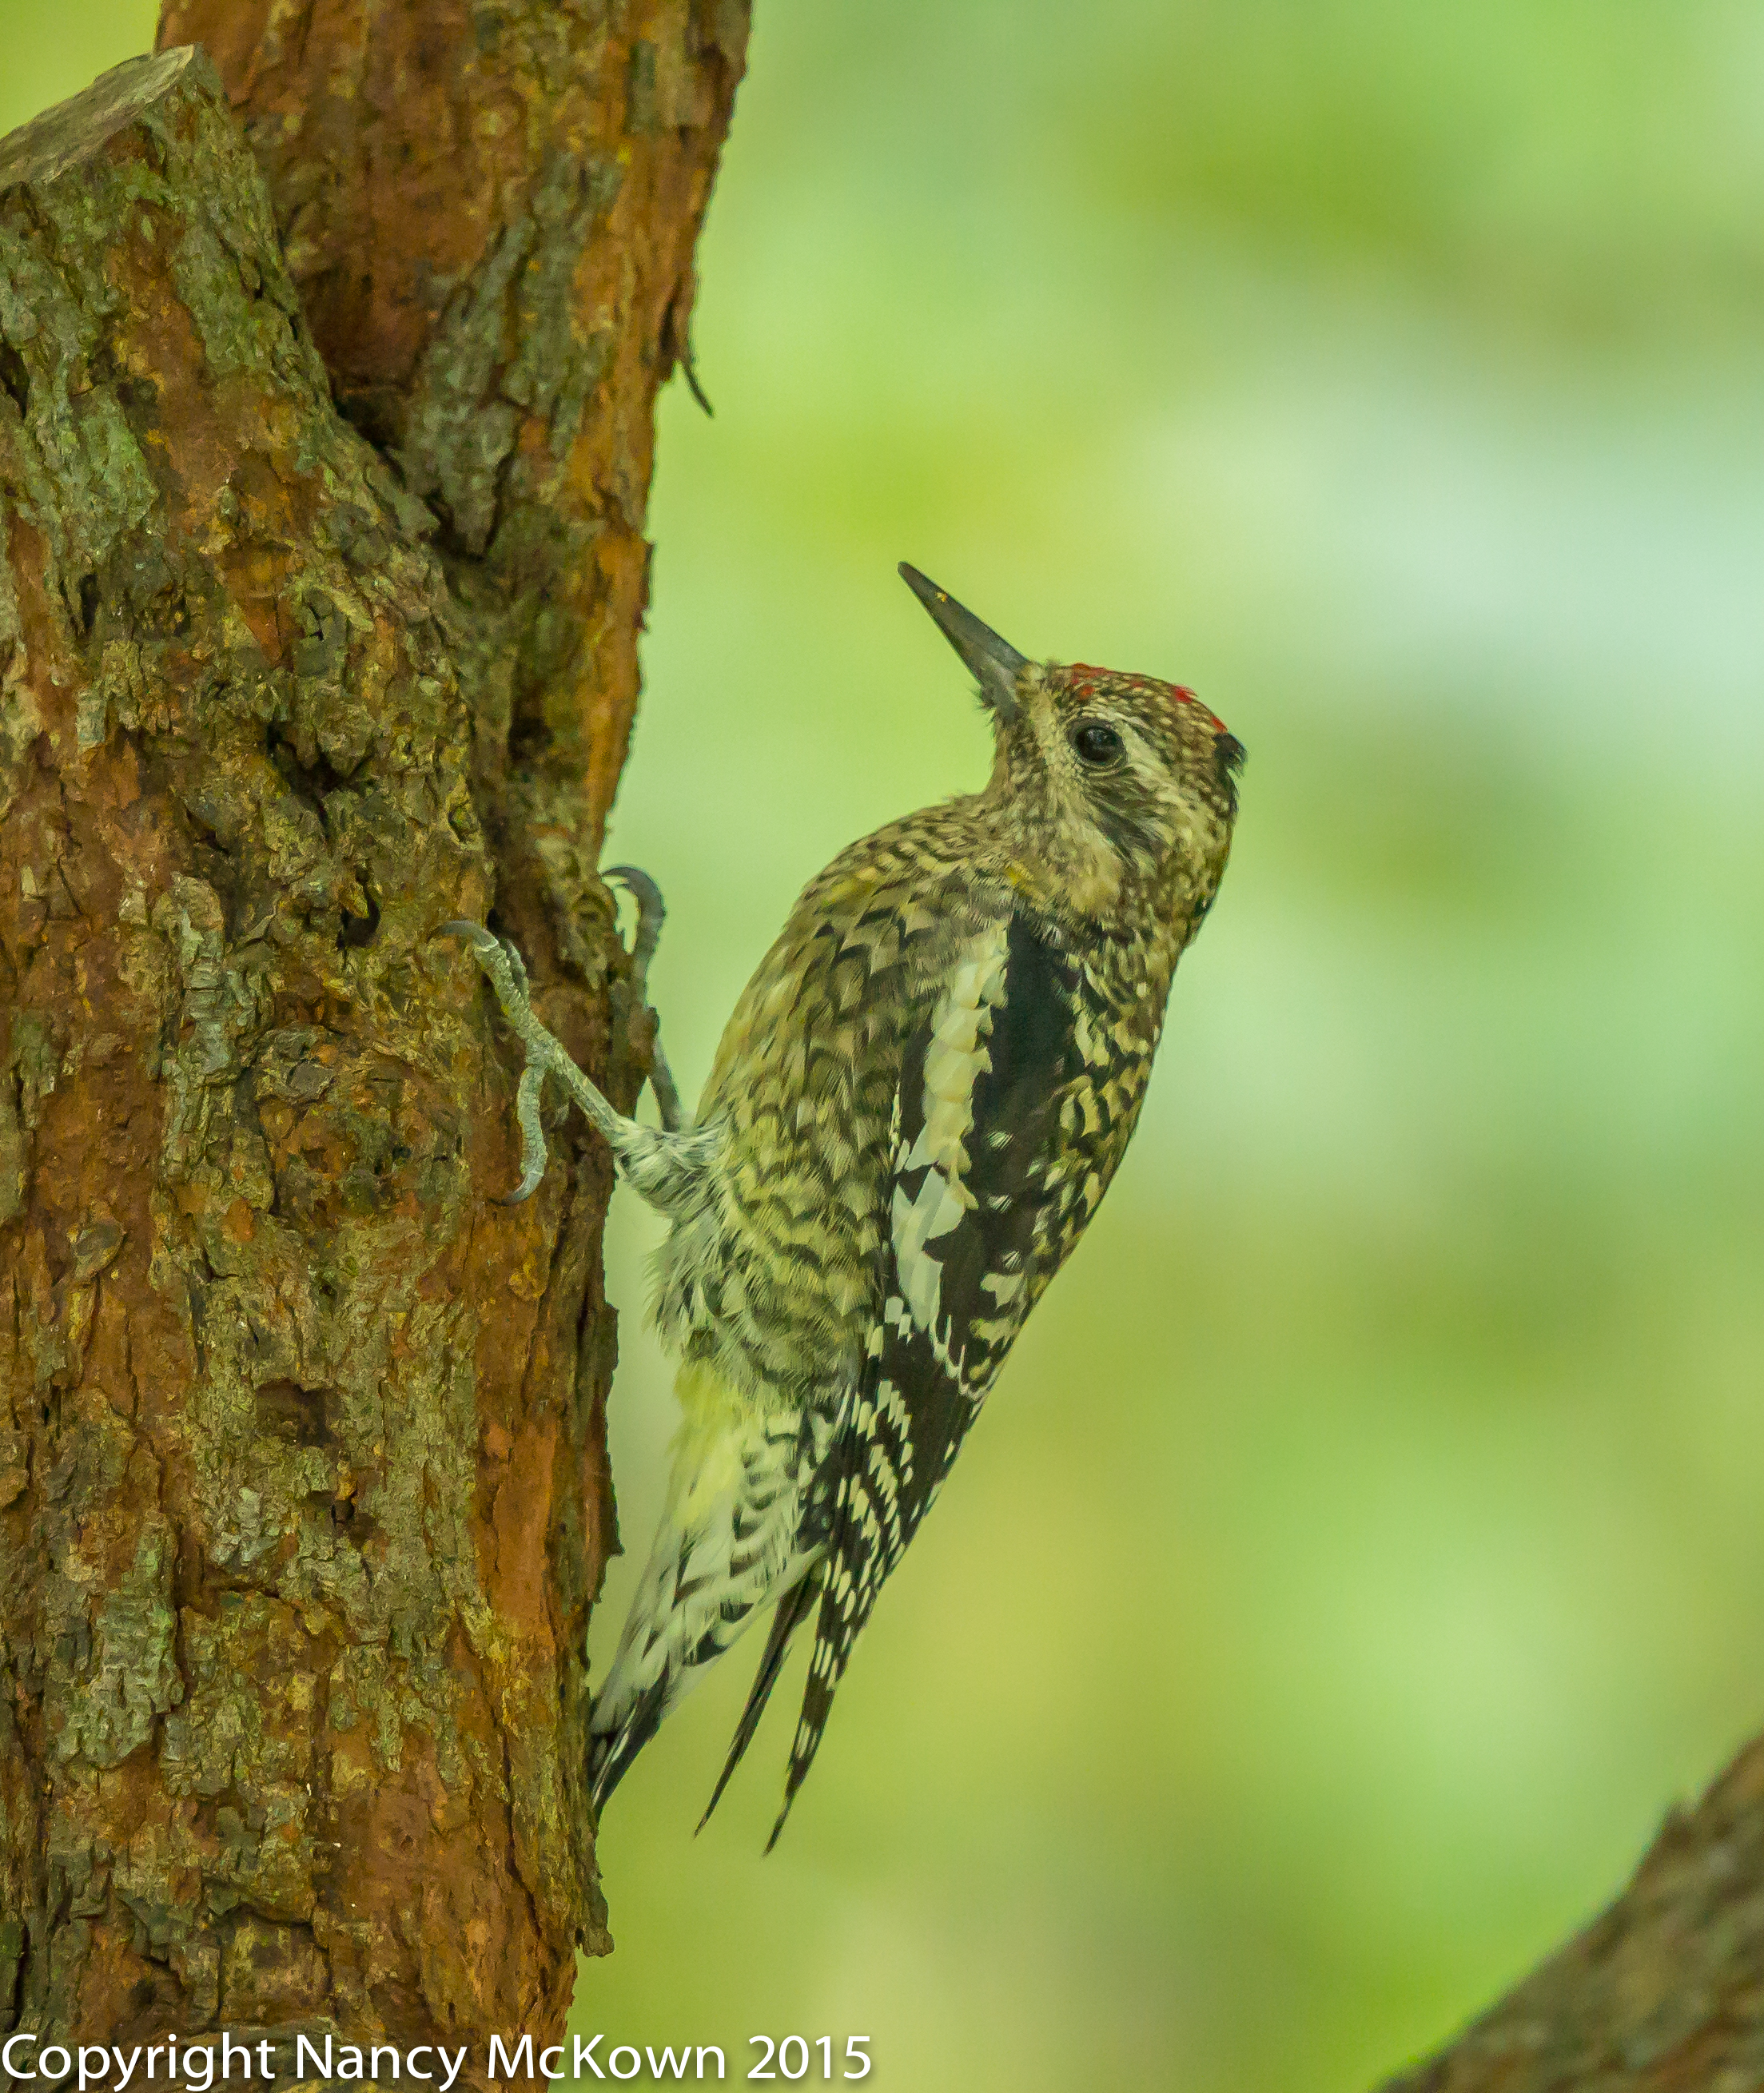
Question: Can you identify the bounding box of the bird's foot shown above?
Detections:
[437,911,693,1210]
[434,919,595,1202]
[604,865,686,1133]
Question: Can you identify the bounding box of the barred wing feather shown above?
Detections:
[756,913,1090,1844]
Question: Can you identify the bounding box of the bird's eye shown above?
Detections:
[1069,720,1124,767]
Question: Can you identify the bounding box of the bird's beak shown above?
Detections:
[898,563,1025,724]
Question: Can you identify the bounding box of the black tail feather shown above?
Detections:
[587,1670,671,1814]
[764,1569,869,1854]
[699,1569,823,1834]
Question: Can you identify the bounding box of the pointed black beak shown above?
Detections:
[898,563,1026,723]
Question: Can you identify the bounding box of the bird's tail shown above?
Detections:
[759,1421,941,1849]
[695,1566,824,1832]
[587,1373,823,1810]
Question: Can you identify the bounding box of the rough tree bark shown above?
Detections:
[1378,1737,1764,2091]
[0,3,743,2079]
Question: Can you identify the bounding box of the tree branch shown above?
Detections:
[1381,1737,1764,2090]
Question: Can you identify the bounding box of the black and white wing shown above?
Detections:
[707,908,1150,1844]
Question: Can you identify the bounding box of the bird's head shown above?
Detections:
[901,563,1242,937]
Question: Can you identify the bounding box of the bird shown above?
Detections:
[440,563,1244,1848]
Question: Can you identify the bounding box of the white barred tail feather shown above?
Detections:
[587,1386,828,1810]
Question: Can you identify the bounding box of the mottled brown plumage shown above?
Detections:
[448,567,1242,1844]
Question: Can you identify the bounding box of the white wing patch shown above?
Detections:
[889,922,1010,1340]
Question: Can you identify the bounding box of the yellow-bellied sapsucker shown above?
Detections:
[444,565,1243,1846]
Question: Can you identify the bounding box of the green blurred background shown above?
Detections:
[10,4,1764,2086]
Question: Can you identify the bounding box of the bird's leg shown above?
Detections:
[435,920,700,1211]
[604,865,686,1133]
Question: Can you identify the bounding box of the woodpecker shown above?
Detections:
[442,565,1243,1847]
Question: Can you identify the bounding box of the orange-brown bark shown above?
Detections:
[159,0,747,841]
[0,5,744,2079]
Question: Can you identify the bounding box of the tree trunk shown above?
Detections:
[0,4,743,2078]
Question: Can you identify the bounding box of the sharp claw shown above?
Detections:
[433,917,500,950]
[603,866,686,1133]
[604,865,666,980]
